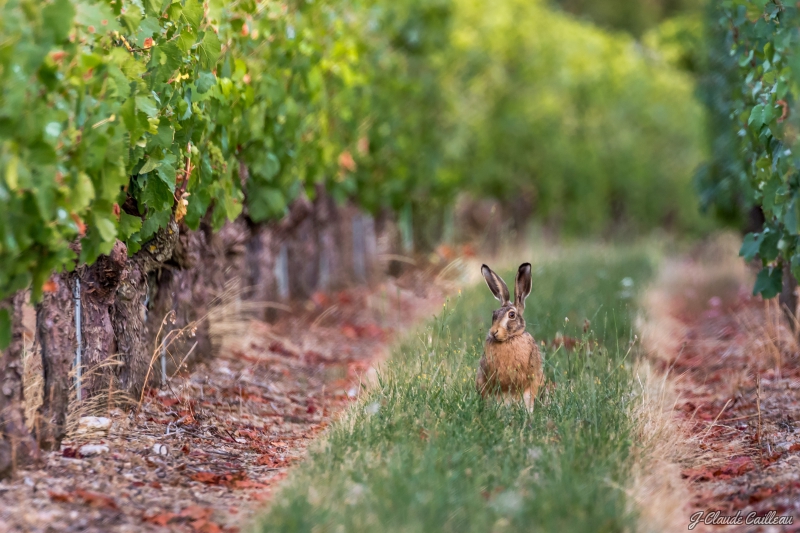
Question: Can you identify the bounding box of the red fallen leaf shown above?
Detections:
[342,325,358,339]
[160,397,181,407]
[74,489,118,510]
[271,441,288,448]
[682,456,755,481]
[718,455,754,476]
[149,480,162,489]
[49,491,74,503]
[238,429,260,439]
[337,291,353,305]
[232,479,268,489]
[143,512,177,526]
[749,484,782,504]
[307,403,317,414]
[177,409,195,420]
[789,443,800,453]
[243,393,267,403]
[255,454,274,466]
[192,520,223,533]
[130,481,145,488]
[191,471,222,484]
[61,447,78,458]
[761,452,783,467]
[461,244,476,258]
[180,505,213,521]
[268,341,294,357]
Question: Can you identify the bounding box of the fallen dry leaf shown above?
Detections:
[74,489,119,510]
[191,471,222,484]
[180,505,213,521]
[143,512,177,526]
[48,491,73,503]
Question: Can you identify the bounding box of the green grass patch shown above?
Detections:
[256,246,655,533]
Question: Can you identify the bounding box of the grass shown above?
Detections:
[256,245,656,533]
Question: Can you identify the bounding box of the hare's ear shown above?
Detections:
[515,263,532,311]
[481,264,510,304]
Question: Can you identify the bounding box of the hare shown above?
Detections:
[475,263,543,409]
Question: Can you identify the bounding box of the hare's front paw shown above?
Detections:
[523,388,536,411]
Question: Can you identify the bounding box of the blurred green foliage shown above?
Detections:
[0,0,453,311]
[693,2,751,228]
[0,0,381,306]
[550,0,697,37]
[1,0,709,344]
[441,0,708,234]
[697,0,800,298]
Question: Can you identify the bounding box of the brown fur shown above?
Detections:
[476,263,543,407]
[476,330,543,399]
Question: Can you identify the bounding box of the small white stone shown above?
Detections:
[79,444,109,456]
[76,417,112,437]
[151,443,168,456]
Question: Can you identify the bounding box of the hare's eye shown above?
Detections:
[508,311,516,319]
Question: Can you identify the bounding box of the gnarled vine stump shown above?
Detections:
[0,292,38,477]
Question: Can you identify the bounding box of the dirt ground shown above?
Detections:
[0,267,452,533]
[650,246,800,532]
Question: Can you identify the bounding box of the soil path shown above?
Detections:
[0,272,449,533]
[651,251,800,532]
